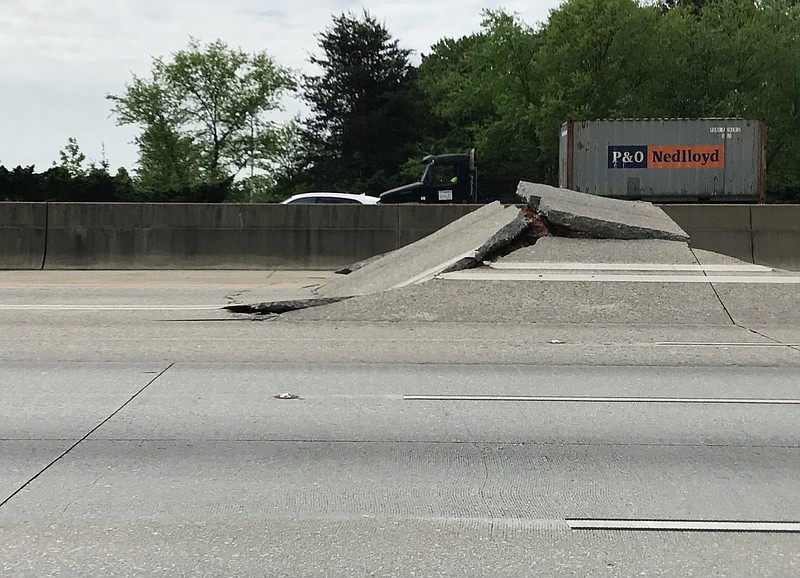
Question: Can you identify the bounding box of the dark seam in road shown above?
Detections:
[4,438,799,449]
[39,202,49,270]
[691,248,736,325]
[689,249,800,354]
[744,327,800,355]
[0,362,174,510]
[3,358,798,368]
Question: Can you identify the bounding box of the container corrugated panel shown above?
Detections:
[559,118,766,202]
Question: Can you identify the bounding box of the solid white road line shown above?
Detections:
[566,519,800,532]
[488,262,774,272]
[403,395,800,405]
[657,341,800,347]
[438,271,800,283]
[0,304,223,311]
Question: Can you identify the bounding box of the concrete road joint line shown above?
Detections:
[692,248,738,326]
[567,519,800,533]
[744,327,800,355]
[0,362,174,509]
[488,262,775,272]
[57,438,800,449]
[438,272,800,284]
[403,395,800,405]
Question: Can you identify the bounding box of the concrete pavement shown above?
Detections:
[1,269,800,576]
[3,360,800,576]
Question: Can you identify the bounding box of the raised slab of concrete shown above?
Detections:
[518,182,689,242]
[318,202,529,298]
[500,238,697,265]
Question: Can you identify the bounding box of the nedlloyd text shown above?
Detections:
[649,145,724,168]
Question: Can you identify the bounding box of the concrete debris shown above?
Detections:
[318,202,529,298]
[440,211,533,273]
[518,182,690,242]
[232,182,699,316]
[225,297,347,315]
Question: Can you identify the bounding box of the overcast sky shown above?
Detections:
[0,0,562,172]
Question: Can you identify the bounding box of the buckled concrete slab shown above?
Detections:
[518,182,690,242]
[500,238,698,265]
[318,202,530,298]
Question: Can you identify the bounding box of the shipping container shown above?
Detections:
[559,118,766,202]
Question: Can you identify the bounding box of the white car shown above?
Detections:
[280,192,380,205]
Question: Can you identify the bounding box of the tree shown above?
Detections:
[57,137,88,177]
[293,11,425,195]
[108,39,296,197]
[415,11,548,198]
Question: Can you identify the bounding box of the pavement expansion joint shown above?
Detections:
[0,363,175,510]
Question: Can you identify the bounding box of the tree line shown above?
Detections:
[3,0,799,203]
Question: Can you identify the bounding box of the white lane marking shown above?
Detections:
[0,304,223,311]
[391,251,476,289]
[403,395,800,405]
[567,519,800,533]
[437,271,800,284]
[657,342,800,347]
[489,262,773,272]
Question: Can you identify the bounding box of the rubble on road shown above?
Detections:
[225,297,347,315]
[317,202,530,298]
[232,183,698,314]
[518,182,690,242]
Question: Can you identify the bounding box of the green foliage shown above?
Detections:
[57,137,88,177]
[414,0,800,199]
[227,174,291,203]
[11,1,800,202]
[108,38,296,200]
[289,11,427,195]
[416,11,549,198]
[0,164,136,202]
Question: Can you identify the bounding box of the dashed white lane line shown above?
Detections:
[403,395,800,405]
[657,341,800,347]
[567,519,800,532]
[437,271,800,283]
[488,262,774,272]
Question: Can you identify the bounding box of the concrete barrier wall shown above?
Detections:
[661,204,800,270]
[0,202,47,269]
[42,203,483,269]
[1,202,798,270]
[45,203,407,269]
[751,206,800,270]
[660,205,753,263]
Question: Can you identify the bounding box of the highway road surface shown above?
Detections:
[1,270,800,577]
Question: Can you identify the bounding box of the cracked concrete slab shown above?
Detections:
[518,182,689,242]
[318,202,530,298]
[225,297,347,315]
[500,238,698,265]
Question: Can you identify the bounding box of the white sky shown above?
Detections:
[0,0,562,172]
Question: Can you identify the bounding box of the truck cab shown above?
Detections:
[379,151,476,204]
